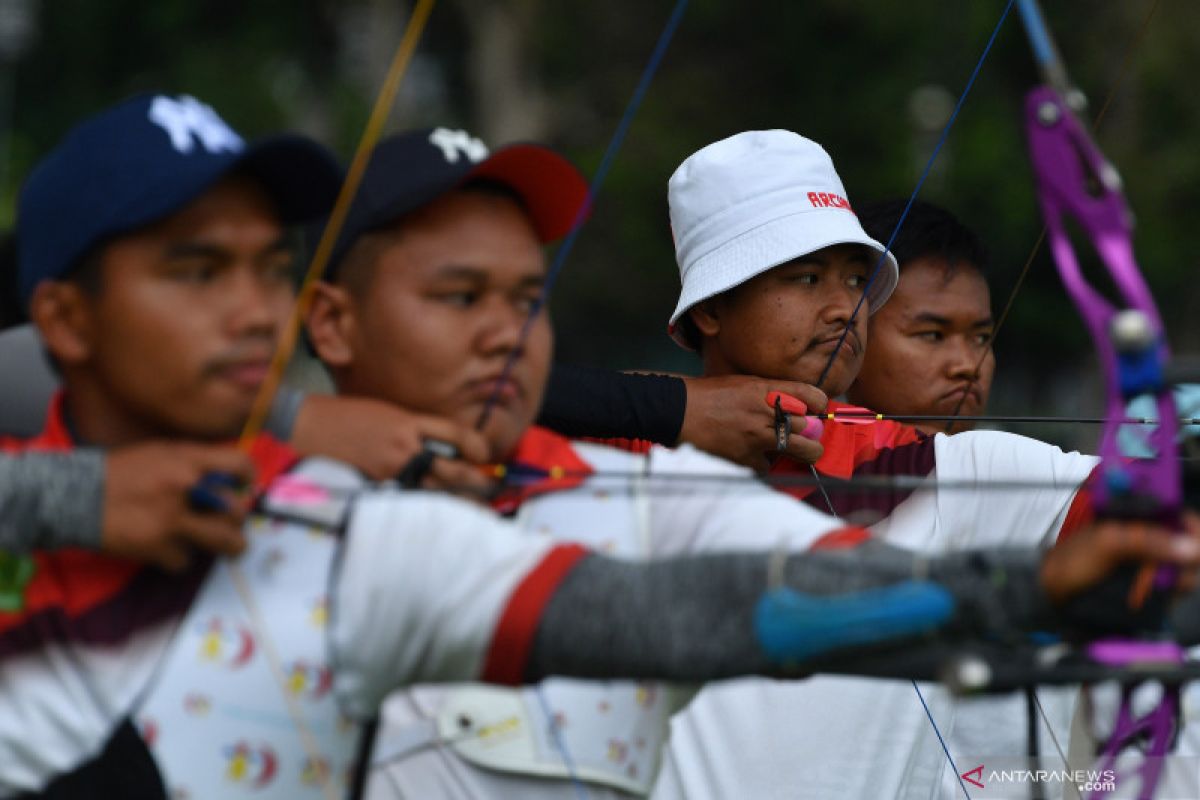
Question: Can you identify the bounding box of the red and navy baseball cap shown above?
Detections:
[17,93,344,305]
[319,127,588,277]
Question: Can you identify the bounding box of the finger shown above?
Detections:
[423,457,497,498]
[782,433,824,466]
[769,382,829,415]
[411,416,491,464]
[1110,527,1200,565]
[178,445,256,484]
[175,512,249,557]
[153,542,192,573]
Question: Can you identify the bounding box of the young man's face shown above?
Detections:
[36,176,294,444]
[690,243,873,396]
[310,189,552,462]
[846,256,995,432]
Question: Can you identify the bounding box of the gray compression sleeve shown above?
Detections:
[0,450,106,551]
[265,386,307,442]
[527,540,1052,683]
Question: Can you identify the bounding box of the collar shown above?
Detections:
[27,391,299,493]
[490,425,594,514]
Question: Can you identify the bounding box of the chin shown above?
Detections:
[483,414,530,463]
[170,407,252,441]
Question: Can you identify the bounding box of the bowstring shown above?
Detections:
[224,1,439,796]
[474,0,690,434]
[937,3,1164,796]
[942,0,1163,434]
[814,0,1015,400]
[466,2,691,794]
[808,3,1018,797]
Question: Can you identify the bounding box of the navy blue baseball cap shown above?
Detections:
[17,93,344,305]
[318,127,589,277]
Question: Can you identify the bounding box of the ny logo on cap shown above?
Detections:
[429,127,488,164]
[148,95,245,155]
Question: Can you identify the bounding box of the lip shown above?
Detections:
[465,375,523,406]
[938,385,982,409]
[215,360,272,389]
[809,333,860,357]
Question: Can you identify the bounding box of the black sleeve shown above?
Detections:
[535,362,687,445]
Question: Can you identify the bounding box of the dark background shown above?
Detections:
[2,0,1195,450]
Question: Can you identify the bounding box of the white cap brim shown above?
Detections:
[667,207,899,350]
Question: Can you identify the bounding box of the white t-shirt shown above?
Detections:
[363,440,850,799]
[651,430,1097,800]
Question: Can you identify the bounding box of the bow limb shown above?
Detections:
[1019,3,1184,798]
[221,3,440,798]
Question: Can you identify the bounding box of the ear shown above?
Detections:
[29,281,94,366]
[305,281,358,367]
[688,300,721,338]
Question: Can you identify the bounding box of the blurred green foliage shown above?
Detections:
[3,0,1197,445]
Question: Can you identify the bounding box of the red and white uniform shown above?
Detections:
[0,397,296,796]
[363,428,855,799]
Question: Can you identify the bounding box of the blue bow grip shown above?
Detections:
[755,580,956,666]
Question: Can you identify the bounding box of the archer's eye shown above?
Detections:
[434,291,479,307]
[915,330,944,343]
[168,261,220,284]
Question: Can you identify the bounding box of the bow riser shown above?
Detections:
[1025,87,1182,520]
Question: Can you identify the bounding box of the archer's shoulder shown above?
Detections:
[934,429,1098,478]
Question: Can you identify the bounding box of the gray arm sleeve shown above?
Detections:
[527,540,1052,683]
[0,450,106,550]
[265,386,307,442]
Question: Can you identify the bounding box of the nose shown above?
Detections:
[225,269,284,340]
[818,280,863,329]
[475,293,529,358]
[945,336,981,381]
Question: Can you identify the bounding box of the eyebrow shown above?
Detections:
[164,235,291,261]
[790,249,874,267]
[431,265,547,285]
[910,311,995,328]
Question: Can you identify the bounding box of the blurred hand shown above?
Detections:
[102,443,254,571]
[291,394,495,498]
[679,375,828,471]
[1040,512,1200,605]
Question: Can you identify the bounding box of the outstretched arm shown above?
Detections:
[330,492,1200,718]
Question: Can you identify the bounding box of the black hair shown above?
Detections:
[857,199,989,278]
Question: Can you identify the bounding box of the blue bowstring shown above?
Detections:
[809,3,1017,798]
[535,684,590,800]
[476,0,690,433]
[816,0,1017,392]
[913,678,975,800]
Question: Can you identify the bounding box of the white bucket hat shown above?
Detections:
[667,129,899,350]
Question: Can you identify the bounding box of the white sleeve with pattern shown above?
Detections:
[643,443,847,556]
[329,491,557,719]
